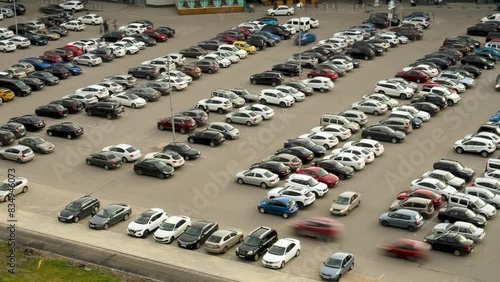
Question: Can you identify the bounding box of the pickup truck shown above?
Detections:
[419,86,460,106]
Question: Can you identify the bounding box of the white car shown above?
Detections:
[299,132,339,149]
[237,23,259,33]
[377,33,400,46]
[484,170,500,181]
[403,65,439,77]
[275,85,305,102]
[279,24,296,34]
[284,173,329,197]
[215,51,240,64]
[0,28,14,39]
[97,81,124,94]
[61,20,86,31]
[199,54,231,68]
[339,110,369,127]
[267,5,294,16]
[343,139,385,157]
[8,36,30,48]
[0,145,34,163]
[330,58,354,71]
[156,77,188,91]
[127,208,168,238]
[25,21,46,30]
[119,23,147,34]
[333,34,354,46]
[0,40,16,52]
[310,124,352,140]
[351,100,388,116]
[361,93,399,109]
[432,221,484,242]
[381,31,409,44]
[392,105,430,121]
[153,215,191,243]
[75,85,109,100]
[226,110,263,126]
[410,178,457,199]
[422,169,466,189]
[109,93,146,108]
[301,17,319,28]
[102,144,142,162]
[262,238,301,269]
[472,177,500,194]
[62,94,98,107]
[0,8,12,18]
[144,152,185,168]
[330,152,365,170]
[318,37,347,49]
[73,54,102,67]
[69,40,97,53]
[302,77,334,93]
[329,147,375,163]
[249,21,267,30]
[239,104,274,120]
[111,41,139,55]
[60,0,84,11]
[259,89,295,107]
[0,177,28,202]
[334,31,363,41]
[313,43,344,54]
[218,44,248,59]
[454,137,495,157]
[463,132,500,149]
[268,187,315,208]
[403,17,430,28]
[77,14,103,25]
[81,38,106,48]
[160,69,192,84]
[196,97,233,113]
[374,81,416,100]
[235,168,280,188]
[163,53,187,66]
[121,37,146,50]
[142,58,176,73]
[106,45,126,57]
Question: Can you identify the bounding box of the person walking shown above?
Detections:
[103,20,109,34]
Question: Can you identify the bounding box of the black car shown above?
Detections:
[28,72,59,86]
[437,206,486,227]
[134,159,174,179]
[156,26,175,38]
[58,195,100,223]
[235,226,278,261]
[35,104,68,118]
[461,55,495,70]
[197,40,224,51]
[285,81,314,96]
[22,33,48,46]
[302,50,328,63]
[89,48,115,62]
[192,60,218,74]
[9,115,45,131]
[271,63,302,77]
[39,4,64,14]
[409,101,440,116]
[8,24,36,35]
[230,88,259,102]
[361,125,406,143]
[310,46,336,59]
[176,109,209,126]
[50,99,84,114]
[47,26,69,36]
[0,122,26,139]
[0,130,15,146]
[140,81,171,96]
[126,87,161,102]
[314,160,354,180]
[178,220,219,249]
[457,36,481,49]
[251,161,292,178]
[88,203,131,230]
[393,29,422,41]
[363,14,390,28]
[353,42,384,56]
[130,34,157,46]
[250,71,283,86]
[346,47,375,60]
[46,122,84,139]
[477,121,500,136]
[415,57,451,70]
[467,24,497,36]
[47,65,71,80]
[37,17,56,28]
[43,15,67,26]
[433,159,475,181]
[0,79,31,96]
[411,93,447,108]
[163,142,200,160]
[261,25,291,39]
[101,31,126,43]
[275,146,314,163]
[425,52,457,64]
[424,232,475,256]
[246,37,266,51]
[85,101,125,120]
[5,3,26,15]
[17,137,54,154]
[86,152,122,170]
[284,138,326,157]
[249,34,276,47]
[128,65,160,80]
[187,130,225,147]
[179,46,207,58]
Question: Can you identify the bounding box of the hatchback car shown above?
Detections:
[379,209,424,232]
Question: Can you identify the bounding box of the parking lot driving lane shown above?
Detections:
[0,4,499,282]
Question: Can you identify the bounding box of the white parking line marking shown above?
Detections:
[421,212,439,229]
[378,274,385,280]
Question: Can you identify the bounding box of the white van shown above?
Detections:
[485,41,500,49]
[481,13,500,22]
[286,18,310,32]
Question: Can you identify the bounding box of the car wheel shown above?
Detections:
[282,213,289,219]
[344,210,349,216]
[407,225,416,232]
[373,110,380,116]
[260,99,267,105]
[67,134,72,140]
[350,262,354,270]
[253,253,259,261]
[455,147,464,154]
[280,261,285,269]
[86,160,91,165]
[481,151,489,158]
[123,213,130,221]
[338,174,346,180]
[142,230,149,238]
[251,79,258,86]
[323,144,329,149]
[73,216,80,223]
[226,118,232,123]
[453,249,461,256]
[320,88,327,93]
[158,173,166,179]
[237,178,244,184]
[484,65,488,70]
[416,79,420,83]
[210,141,216,147]
[217,108,224,114]
[188,138,194,144]
[86,110,93,116]
[239,235,243,243]
[16,158,23,164]
[104,165,110,170]
[246,121,252,127]
[146,74,152,80]
[208,69,214,74]
[222,246,228,253]
[103,223,109,230]
[400,93,407,99]
[297,202,304,209]
[271,81,277,87]
[0,154,4,160]
[179,128,187,134]
[260,182,268,189]
[447,100,454,106]
[122,157,128,163]
[381,220,389,227]
[36,42,40,46]
[286,12,291,15]
[364,56,369,60]
[279,102,286,108]
[131,103,137,109]
[106,113,113,120]
[270,12,275,16]
[391,138,397,144]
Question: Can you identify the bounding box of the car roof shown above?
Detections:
[394,208,419,215]
[330,252,351,259]
[249,168,271,174]
[404,197,432,204]
[289,173,312,180]
[453,221,474,228]
[273,238,298,248]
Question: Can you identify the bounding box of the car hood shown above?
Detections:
[59,209,78,218]
[331,203,348,210]
[178,233,199,243]
[154,229,175,237]
[127,221,147,230]
[262,253,284,263]
[89,216,108,225]
[320,265,340,277]
[449,178,465,187]
[237,243,258,253]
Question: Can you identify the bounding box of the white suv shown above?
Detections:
[196,97,233,113]
[267,186,316,208]
[284,174,329,197]
[392,105,430,121]
[298,132,339,149]
[330,152,365,170]
[218,44,248,59]
[259,89,295,108]
[275,85,305,102]
[463,132,500,149]
[375,81,415,99]
[454,137,496,158]
[75,84,110,100]
[0,28,14,40]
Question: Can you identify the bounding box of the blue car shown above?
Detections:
[23,33,48,46]
[19,57,51,71]
[319,252,355,281]
[490,110,500,122]
[53,62,82,76]
[257,31,281,43]
[295,32,316,45]
[379,209,424,232]
[258,196,298,219]
[476,47,500,58]
[256,17,278,26]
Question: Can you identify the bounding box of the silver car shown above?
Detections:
[0,177,28,202]
[0,145,35,163]
[263,153,302,171]
[389,197,434,219]
[464,187,500,209]
[472,177,500,195]
[350,100,388,116]
[207,122,240,140]
[73,54,103,67]
[239,104,274,120]
[225,110,263,126]
[422,169,466,190]
[432,221,485,242]
[361,93,398,110]
[204,229,244,254]
[330,191,361,216]
[235,168,279,188]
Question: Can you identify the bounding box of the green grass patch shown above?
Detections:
[0,242,122,282]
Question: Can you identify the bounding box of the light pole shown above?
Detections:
[13,0,18,35]
[296,2,304,78]
[166,58,175,142]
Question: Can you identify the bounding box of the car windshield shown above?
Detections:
[125,147,136,153]
[14,81,25,87]
[155,161,168,169]
[96,209,111,218]
[176,143,190,151]
[267,245,286,256]
[159,222,175,231]
[277,92,287,98]
[134,214,151,224]
[207,235,222,243]
[475,199,486,208]
[435,181,446,189]
[335,196,350,205]
[64,202,81,212]
[307,178,319,186]
[263,171,274,178]
[185,227,202,236]
[325,258,342,268]
[223,124,235,131]
[464,210,476,218]
[444,172,454,180]
[0,183,9,191]
[243,236,260,247]
[316,169,328,177]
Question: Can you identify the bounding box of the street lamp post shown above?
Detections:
[14,0,18,35]
[297,2,303,78]
[166,58,176,142]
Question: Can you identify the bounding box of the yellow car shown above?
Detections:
[0,88,15,102]
[34,30,60,41]
[233,41,256,54]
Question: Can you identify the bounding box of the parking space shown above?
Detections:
[1,3,500,282]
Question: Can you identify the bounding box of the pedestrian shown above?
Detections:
[99,24,103,34]
[103,20,109,34]
[112,20,117,32]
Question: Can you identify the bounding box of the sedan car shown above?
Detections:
[262,238,301,269]
[177,220,219,249]
[73,54,102,67]
[410,178,457,200]
[380,239,431,260]
[163,142,200,160]
[17,137,53,154]
[134,159,174,179]
[422,169,466,189]
[319,252,355,281]
[295,166,339,188]
[395,69,430,83]
[35,104,68,119]
[397,189,443,208]
[153,215,191,244]
[204,229,244,254]
[351,100,388,116]
[127,208,167,238]
[88,203,132,230]
[423,232,475,256]
[361,125,406,143]
[235,168,279,189]
[0,177,28,202]
[432,221,485,243]
[85,152,122,170]
[46,122,84,139]
[295,32,316,45]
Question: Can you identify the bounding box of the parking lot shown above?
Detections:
[1,2,500,282]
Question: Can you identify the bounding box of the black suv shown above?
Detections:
[235,226,278,261]
[187,130,225,147]
[284,138,326,157]
[272,63,302,77]
[85,101,125,120]
[477,122,500,136]
[433,159,475,182]
[249,71,283,86]
[58,195,100,223]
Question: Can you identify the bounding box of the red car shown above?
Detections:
[380,239,431,260]
[215,33,237,44]
[157,116,197,134]
[142,30,168,42]
[307,68,339,81]
[62,45,84,56]
[296,166,340,188]
[39,53,63,64]
[395,69,429,83]
[233,27,251,37]
[291,217,343,240]
[397,189,443,208]
[422,81,457,94]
